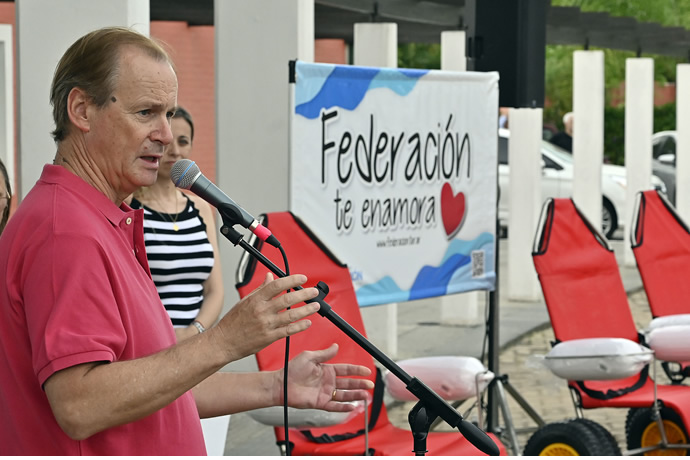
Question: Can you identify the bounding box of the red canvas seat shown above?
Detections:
[631,189,690,318]
[531,198,690,452]
[631,189,690,381]
[236,211,506,456]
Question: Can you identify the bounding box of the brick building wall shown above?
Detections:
[150,22,217,183]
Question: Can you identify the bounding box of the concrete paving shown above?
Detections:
[221,235,649,456]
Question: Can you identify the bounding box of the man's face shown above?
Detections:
[85,46,178,200]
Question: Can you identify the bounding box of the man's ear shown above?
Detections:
[66,87,91,134]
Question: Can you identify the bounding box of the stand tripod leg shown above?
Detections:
[493,378,521,455]
[502,377,545,427]
[489,375,546,456]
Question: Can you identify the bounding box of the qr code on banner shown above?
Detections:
[471,250,485,278]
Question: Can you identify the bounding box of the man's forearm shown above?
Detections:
[44,327,230,440]
[192,371,280,419]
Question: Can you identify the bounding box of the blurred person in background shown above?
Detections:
[0,158,10,235]
[550,111,573,152]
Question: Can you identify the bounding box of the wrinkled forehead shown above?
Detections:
[113,47,178,104]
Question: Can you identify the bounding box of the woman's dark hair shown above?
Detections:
[0,158,11,234]
[173,106,194,141]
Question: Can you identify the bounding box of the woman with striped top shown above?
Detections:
[130,107,224,341]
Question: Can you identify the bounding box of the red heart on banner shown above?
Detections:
[440,182,466,239]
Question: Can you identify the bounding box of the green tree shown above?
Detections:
[545,0,690,163]
[398,43,440,69]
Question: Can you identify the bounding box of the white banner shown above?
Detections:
[289,61,498,307]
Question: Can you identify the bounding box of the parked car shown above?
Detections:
[650,158,676,205]
[651,130,677,204]
[498,128,667,239]
[653,130,676,164]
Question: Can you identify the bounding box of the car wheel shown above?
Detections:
[601,198,617,239]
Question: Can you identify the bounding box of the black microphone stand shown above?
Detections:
[220,220,499,456]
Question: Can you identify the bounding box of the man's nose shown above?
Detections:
[154,116,174,146]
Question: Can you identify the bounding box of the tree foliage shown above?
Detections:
[398,43,440,69]
[546,0,690,162]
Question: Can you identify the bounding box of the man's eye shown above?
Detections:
[139,109,151,116]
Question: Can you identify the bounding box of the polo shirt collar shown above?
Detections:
[38,164,136,226]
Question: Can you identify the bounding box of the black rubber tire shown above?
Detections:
[625,406,689,455]
[523,420,609,456]
[625,408,643,443]
[601,198,617,239]
[570,418,621,456]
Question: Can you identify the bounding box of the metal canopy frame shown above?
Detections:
[145,0,690,59]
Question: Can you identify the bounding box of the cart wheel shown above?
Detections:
[570,418,621,455]
[625,407,688,455]
[523,420,608,455]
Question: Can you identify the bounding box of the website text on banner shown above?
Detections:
[289,61,498,307]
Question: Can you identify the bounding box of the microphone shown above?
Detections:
[170,159,280,248]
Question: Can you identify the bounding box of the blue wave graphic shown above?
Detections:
[355,276,408,307]
[443,233,495,265]
[409,253,471,300]
[295,62,429,119]
[356,232,496,307]
[295,62,335,106]
[369,68,428,96]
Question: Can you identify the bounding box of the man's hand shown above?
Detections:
[214,273,320,362]
[276,343,374,412]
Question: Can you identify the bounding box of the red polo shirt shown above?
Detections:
[0,165,206,455]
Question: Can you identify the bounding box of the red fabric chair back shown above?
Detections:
[632,190,690,318]
[532,198,638,343]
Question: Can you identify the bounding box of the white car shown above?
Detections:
[498,128,667,239]
[653,130,676,164]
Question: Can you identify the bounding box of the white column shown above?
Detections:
[441,30,466,72]
[214,0,313,450]
[353,22,399,358]
[353,23,397,67]
[0,25,13,193]
[507,108,542,301]
[572,50,604,231]
[676,64,690,222]
[16,0,149,199]
[624,58,653,264]
[438,30,482,325]
[216,0,314,312]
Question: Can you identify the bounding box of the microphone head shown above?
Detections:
[171,159,199,190]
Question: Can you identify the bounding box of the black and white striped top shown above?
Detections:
[131,196,214,328]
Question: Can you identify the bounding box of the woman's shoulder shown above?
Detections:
[183,191,214,218]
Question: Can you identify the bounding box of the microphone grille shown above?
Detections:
[171,159,199,190]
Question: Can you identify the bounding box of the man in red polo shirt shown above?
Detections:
[0,27,372,455]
